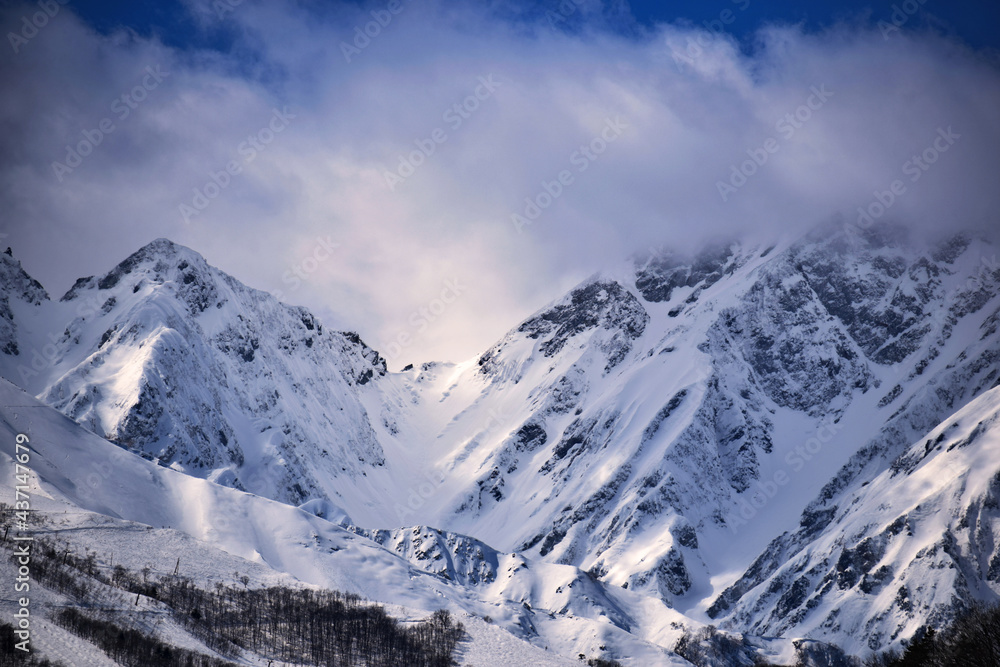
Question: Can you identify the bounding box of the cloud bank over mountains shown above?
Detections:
[2,0,998,365]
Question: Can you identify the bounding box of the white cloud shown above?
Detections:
[2,1,998,367]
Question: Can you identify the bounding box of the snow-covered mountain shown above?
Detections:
[709,382,1000,656]
[2,224,998,664]
[0,377,694,665]
[1,239,407,523]
[377,225,1000,623]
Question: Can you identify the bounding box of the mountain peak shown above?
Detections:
[477,278,650,380]
[102,237,201,282]
[140,236,184,256]
[59,237,213,306]
[0,249,49,305]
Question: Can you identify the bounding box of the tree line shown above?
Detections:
[673,602,1000,667]
[862,602,1000,667]
[2,524,465,666]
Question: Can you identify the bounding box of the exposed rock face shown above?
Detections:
[0,249,49,360]
[479,279,649,378]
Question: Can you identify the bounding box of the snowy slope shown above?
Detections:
[0,377,696,665]
[708,383,1000,655]
[1,223,998,659]
[385,226,1000,631]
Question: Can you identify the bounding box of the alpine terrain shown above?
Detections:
[2,222,999,666]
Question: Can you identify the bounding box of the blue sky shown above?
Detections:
[3,0,999,365]
[631,0,999,50]
[64,0,1000,52]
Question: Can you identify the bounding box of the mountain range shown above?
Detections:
[2,223,998,665]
